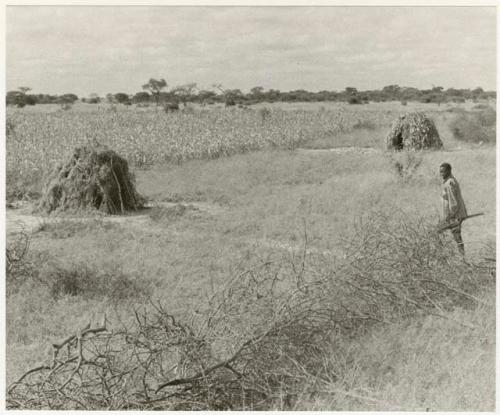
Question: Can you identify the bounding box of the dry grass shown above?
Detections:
[295,288,495,411]
[7,211,493,410]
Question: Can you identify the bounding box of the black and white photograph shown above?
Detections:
[3,2,497,412]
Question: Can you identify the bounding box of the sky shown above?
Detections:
[5,6,497,97]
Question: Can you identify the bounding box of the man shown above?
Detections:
[440,163,467,255]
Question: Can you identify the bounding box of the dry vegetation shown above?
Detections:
[5,101,496,410]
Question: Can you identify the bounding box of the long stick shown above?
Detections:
[437,212,484,233]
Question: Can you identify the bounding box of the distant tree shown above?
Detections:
[24,95,37,105]
[57,93,78,108]
[471,87,486,100]
[35,94,55,104]
[171,83,198,107]
[348,95,363,105]
[7,86,35,107]
[6,90,24,107]
[197,90,217,105]
[250,86,265,100]
[382,85,401,100]
[163,101,180,113]
[132,91,150,104]
[18,86,31,95]
[114,92,130,104]
[345,87,358,96]
[264,89,281,102]
[142,78,167,107]
[400,87,421,101]
[105,93,116,104]
[213,84,243,106]
[87,93,101,104]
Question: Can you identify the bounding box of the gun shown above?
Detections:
[436,212,484,233]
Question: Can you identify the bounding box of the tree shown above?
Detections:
[57,94,78,108]
[6,91,24,107]
[18,86,31,95]
[114,93,130,104]
[171,83,198,107]
[382,85,401,100]
[471,87,486,100]
[250,86,264,100]
[264,89,281,102]
[87,93,101,104]
[132,92,150,104]
[345,87,358,96]
[7,86,34,107]
[213,84,241,106]
[142,78,167,107]
[197,90,217,105]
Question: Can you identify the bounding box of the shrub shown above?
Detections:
[163,102,180,113]
[386,149,423,182]
[42,262,151,301]
[6,231,36,295]
[348,96,362,105]
[449,109,496,143]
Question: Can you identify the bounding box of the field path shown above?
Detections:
[296,146,381,155]
[6,201,227,236]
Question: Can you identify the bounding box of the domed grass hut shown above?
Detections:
[39,144,144,214]
[386,112,443,150]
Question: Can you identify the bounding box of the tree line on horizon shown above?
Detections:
[6,80,496,108]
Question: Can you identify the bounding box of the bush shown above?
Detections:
[163,102,179,113]
[449,108,496,143]
[44,262,150,300]
[6,235,149,301]
[387,149,423,182]
[348,96,363,105]
[6,231,35,295]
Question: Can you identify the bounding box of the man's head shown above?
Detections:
[440,163,452,180]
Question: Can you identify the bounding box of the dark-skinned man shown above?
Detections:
[440,163,467,255]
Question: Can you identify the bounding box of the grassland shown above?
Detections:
[5,101,496,410]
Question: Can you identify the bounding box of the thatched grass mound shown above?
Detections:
[386,112,443,150]
[39,144,144,214]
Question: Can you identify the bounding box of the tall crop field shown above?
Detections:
[6,105,394,199]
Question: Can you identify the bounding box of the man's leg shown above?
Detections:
[451,225,465,255]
